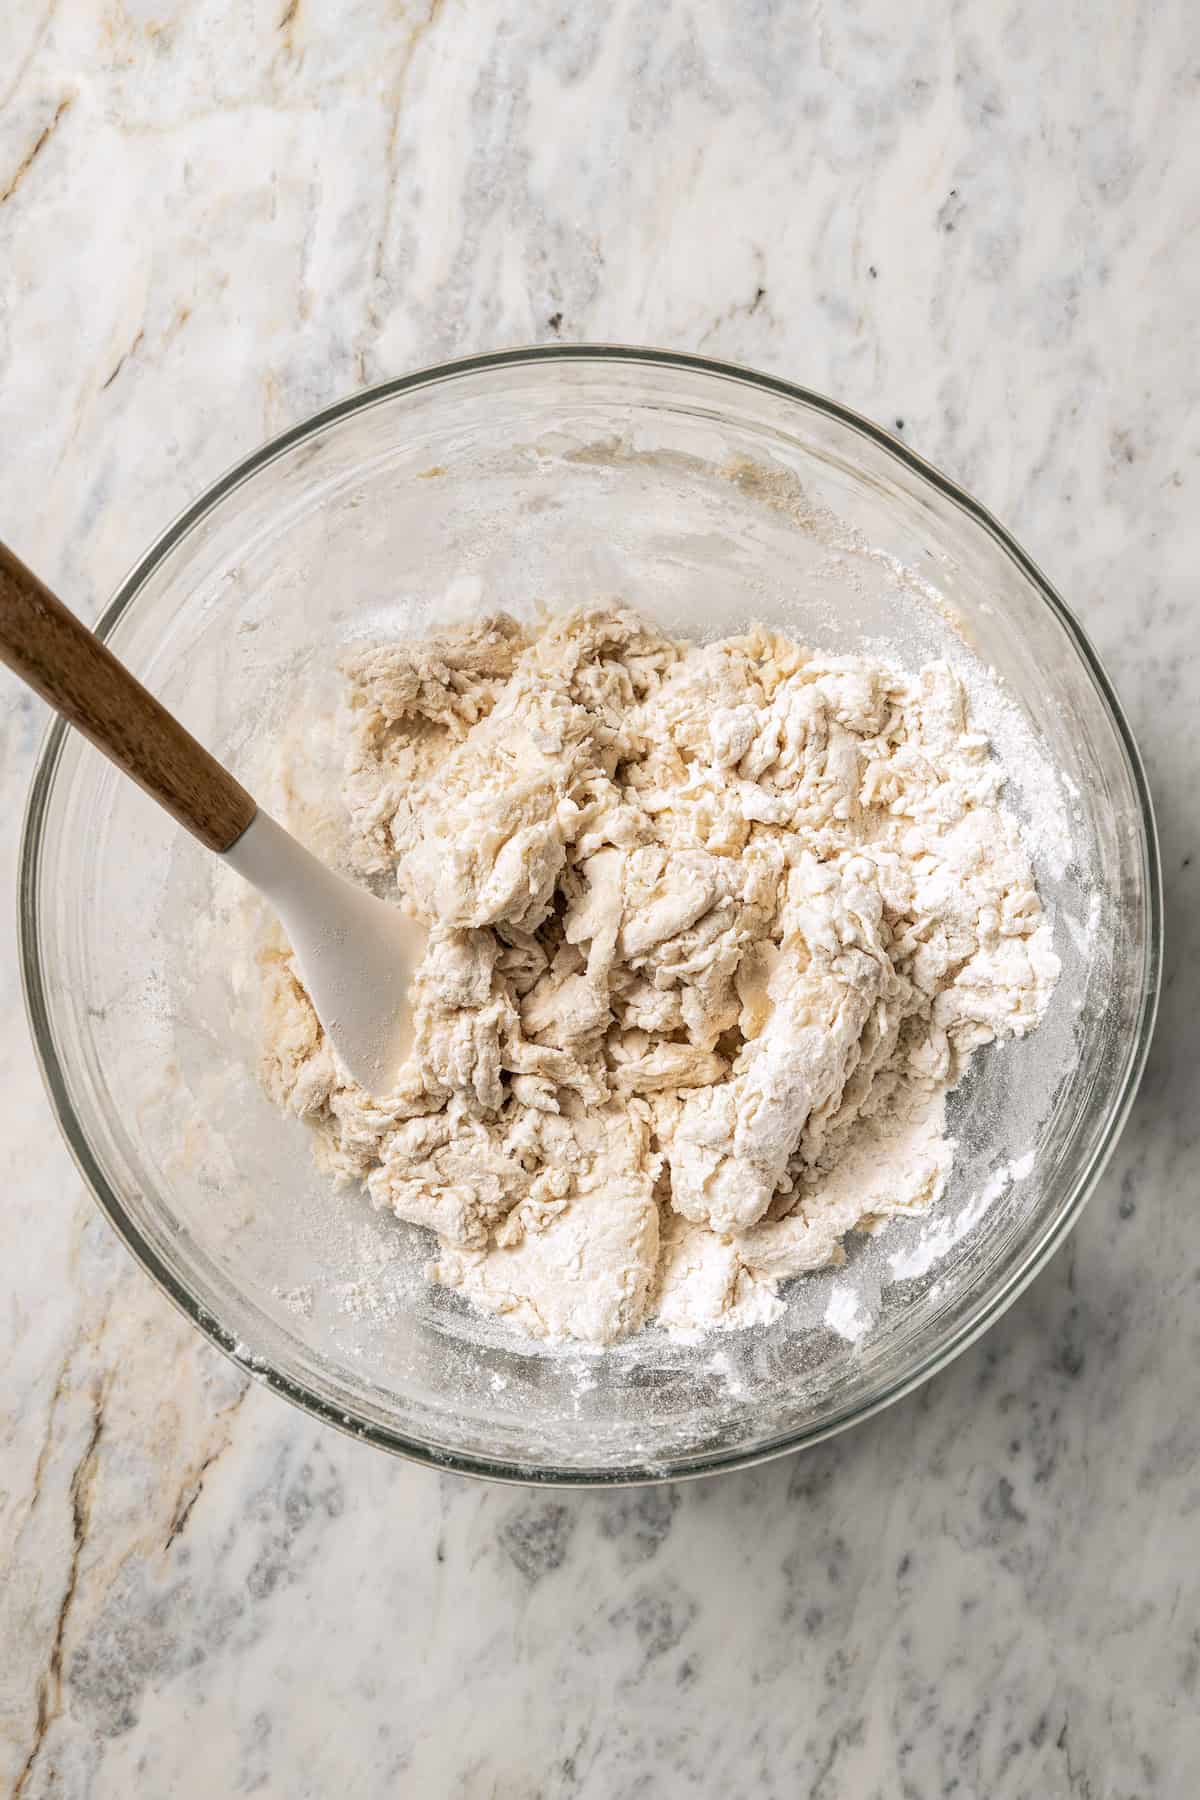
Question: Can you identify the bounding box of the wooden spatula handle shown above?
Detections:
[0,540,256,853]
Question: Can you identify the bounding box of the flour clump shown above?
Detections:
[262,606,1059,1344]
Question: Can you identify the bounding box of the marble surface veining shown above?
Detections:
[1,2,1197,1795]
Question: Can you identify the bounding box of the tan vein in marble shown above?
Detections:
[162,1379,251,1554]
[0,94,72,207]
[101,328,144,392]
[20,1340,75,1523]
[13,1374,110,1800]
[698,248,771,347]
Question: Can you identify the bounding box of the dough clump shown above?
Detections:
[262,606,1059,1343]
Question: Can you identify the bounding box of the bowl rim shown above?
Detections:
[18,343,1163,1486]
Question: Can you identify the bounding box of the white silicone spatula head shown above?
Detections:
[223,810,416,1091]
[0,540,418,1095]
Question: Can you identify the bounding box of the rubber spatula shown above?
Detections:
[0,539,418,1094]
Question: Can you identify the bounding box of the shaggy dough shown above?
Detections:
[262,606,1059,1344]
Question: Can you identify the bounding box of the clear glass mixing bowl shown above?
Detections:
[19,348,1161,1484]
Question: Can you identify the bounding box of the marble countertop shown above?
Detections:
[2,3,1196,1794]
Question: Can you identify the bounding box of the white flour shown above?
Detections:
[261,605,1060,1346]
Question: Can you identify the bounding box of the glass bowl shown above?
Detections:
[19,348,1161,1484]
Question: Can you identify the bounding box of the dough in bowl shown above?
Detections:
[262,605,1059,1344]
